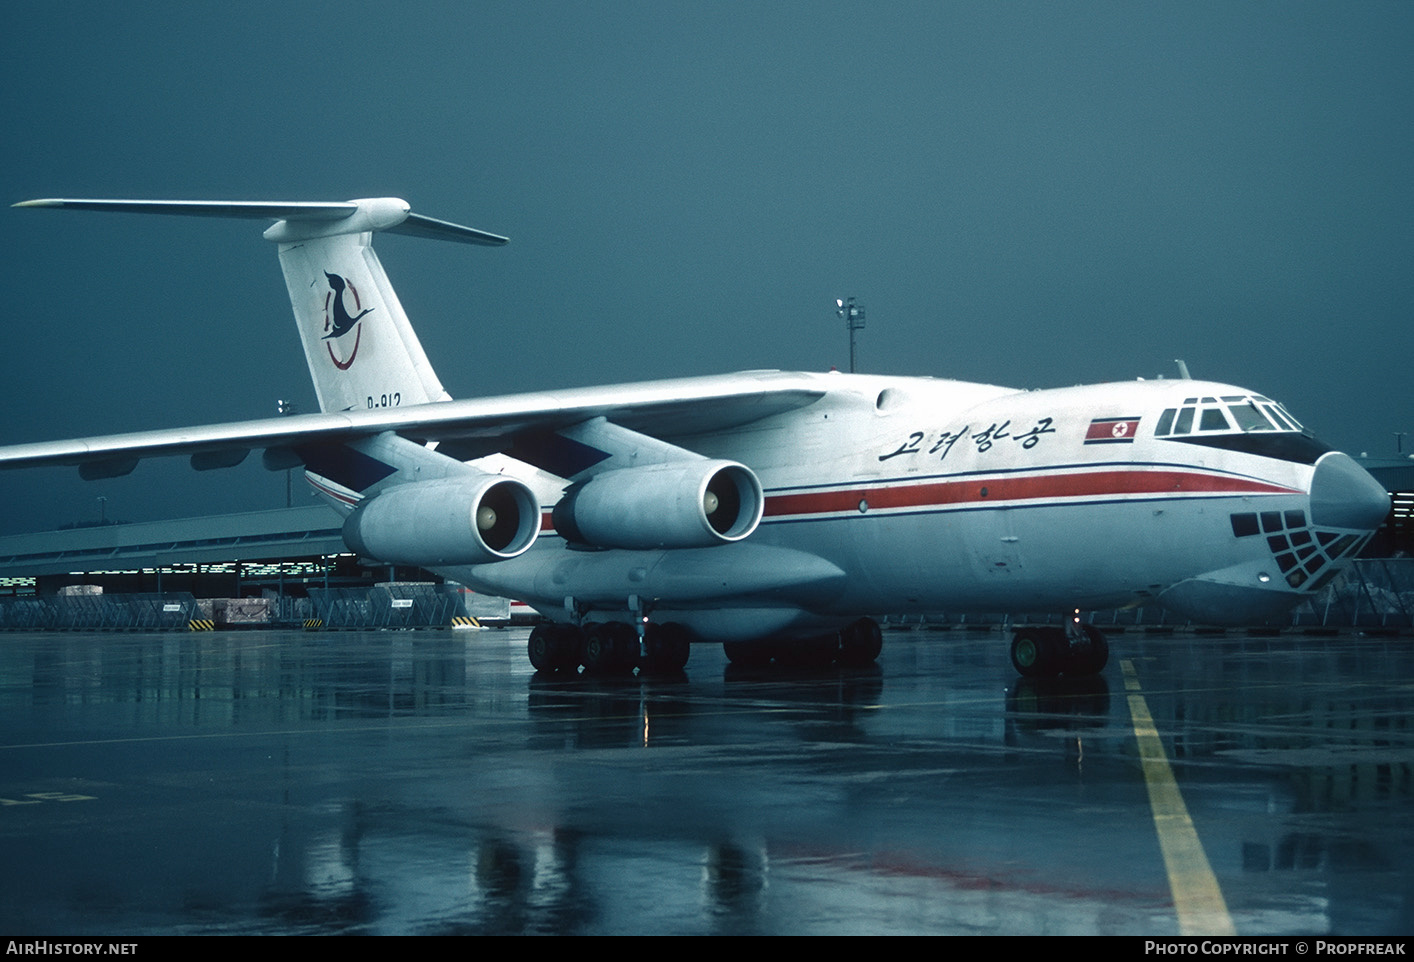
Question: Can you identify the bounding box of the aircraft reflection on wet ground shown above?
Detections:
[0,626,1410,935]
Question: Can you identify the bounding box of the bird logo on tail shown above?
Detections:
[322,271,374,370]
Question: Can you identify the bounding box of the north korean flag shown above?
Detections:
[1084,417,1141,444]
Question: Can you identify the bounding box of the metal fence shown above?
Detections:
[0,584,473,631]
[1294,558,1414,629]
[0,592,202,631]
[306,583,463,629]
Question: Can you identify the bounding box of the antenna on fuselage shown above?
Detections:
[1174,359,1192,379]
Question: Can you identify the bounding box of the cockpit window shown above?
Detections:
[1200,409,1230,432]
[1158,394,1307,437]
[1156,404,1230,436]
[1226,401,1274,432]
[1266,404,1303,431]
[1157,393,1329,463]
[1154,393,1313,461]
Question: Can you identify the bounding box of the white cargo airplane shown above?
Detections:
[4,197,1392,676]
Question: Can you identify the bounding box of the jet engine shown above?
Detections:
[342,475,540,566]
[552,460,763,550]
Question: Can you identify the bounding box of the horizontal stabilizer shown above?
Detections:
[390,212,509,246]
[14,198,360,220]
[13,197,507,246]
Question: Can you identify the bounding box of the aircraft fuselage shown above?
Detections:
[442,372,1388,641]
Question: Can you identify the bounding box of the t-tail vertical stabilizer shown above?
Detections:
[13,197,508,413]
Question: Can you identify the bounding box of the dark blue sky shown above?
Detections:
[2,1,1411,532]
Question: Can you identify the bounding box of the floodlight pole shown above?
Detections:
[836,297,866,373]
[277,399,297,508]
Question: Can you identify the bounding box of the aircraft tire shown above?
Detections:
[528,623,580,673]
[1011,627,1064,678]
[1066,625,1109,676]
[644,622,692,673]
[582,622,637,674]
[839,617,884,666]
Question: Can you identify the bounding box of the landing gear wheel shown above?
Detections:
[644,622,692,673]
[528,623,581,672]
[1066,625,1109,676]
[1011,627,1064,678]
[581,622,637,674]
[838,618,884,667]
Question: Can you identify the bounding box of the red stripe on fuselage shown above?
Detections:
[763,469,1299,518]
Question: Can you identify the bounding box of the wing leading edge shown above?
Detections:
[0,372,827,478]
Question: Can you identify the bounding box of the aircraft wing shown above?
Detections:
[0,371,827,479]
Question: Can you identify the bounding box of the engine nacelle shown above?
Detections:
[552,460,763,550]
[342,475,540,566]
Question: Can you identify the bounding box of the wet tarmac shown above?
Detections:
[0,625,1410,936]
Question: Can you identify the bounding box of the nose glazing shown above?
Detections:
[1308,452,1390,531]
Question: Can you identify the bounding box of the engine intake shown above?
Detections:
[553,460,763,550]
[343,475,540,566]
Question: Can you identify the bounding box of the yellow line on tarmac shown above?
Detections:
[1121,659,1236,936]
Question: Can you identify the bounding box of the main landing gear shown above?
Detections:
[1009,622,1109,678]
[527,621,693,675]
